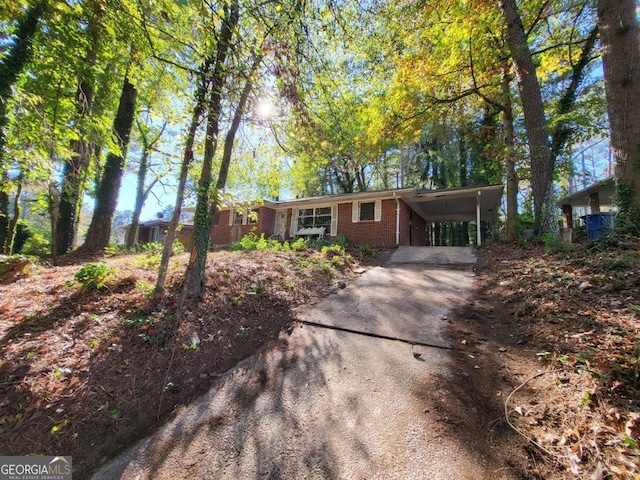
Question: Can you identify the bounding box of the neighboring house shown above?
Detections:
[129,219,194,247]
[556,177,616,241]
[210,185,503,247]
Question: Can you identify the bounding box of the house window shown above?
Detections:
[298,207,332,230]
[247,210,258,224]
[352,199,381,223]
[359,202,375,221]
[150,226,163,242]
[232,210,244,225]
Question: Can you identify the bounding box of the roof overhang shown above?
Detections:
[271,188,416,209]
[556,177,615,207]
[402,185,504,222]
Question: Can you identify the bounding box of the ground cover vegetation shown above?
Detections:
[449,236,640,479]
[0,242,371,478]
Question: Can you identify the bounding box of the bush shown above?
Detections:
[74,263,114,291]
[291,237,306,251]
[321,244,346,257]
[333,235,350,248]
[12,219,31,253]
[232,232,285,252]
[357,244,376,259]
[139,242,163,255]
[21,232,50,257]
[172,239,185,255]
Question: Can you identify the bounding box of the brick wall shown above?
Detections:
[412,212,426,246]
[337,199,402,247]
[258,206,276,236]
[210,206,276,245]
[209,200,425,247]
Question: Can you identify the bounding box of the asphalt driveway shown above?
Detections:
[92,247,514,479]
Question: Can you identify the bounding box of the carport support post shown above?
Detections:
[476,191,481,246]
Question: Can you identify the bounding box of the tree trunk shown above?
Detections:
[459,131,470,245]
[3,179,23,254]
[48,182,59,264]
[0,172,8,251]
[125,150,148,248]
[55,16,100,255]
[0,0,47,249]
[154,59,211,297]
[208,58,260,234]
[501,65,519,242]
[81,75,137,252]
[499,0,555,236]
[181,0,240,299]
[125,120,166,248]
[597,0,640,229]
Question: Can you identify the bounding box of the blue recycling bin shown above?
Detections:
[581,212,614,240]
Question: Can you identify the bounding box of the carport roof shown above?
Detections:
[403,185,504,222]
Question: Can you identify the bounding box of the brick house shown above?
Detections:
[128,219,194,247]
[210,185,503,247]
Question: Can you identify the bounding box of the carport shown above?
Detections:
[402,185,504,246]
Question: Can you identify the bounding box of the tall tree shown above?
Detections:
[0,0,48,249]
[124,119,166,248]
[596,0,640,230]
[80,73,137,252]
[54,12,101,254]
[180,0,240,299]
[499,0,555,235]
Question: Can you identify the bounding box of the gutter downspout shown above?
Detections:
[394,192,400,245]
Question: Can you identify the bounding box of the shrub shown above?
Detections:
[139,242,163,255]
[291,237,306,251]
[12,219,32,253]
[172,239,185,255]
[232,232,285,252]
[21,232,50,257]
[357,244,376,259]
[333,235,350,248]
[74,263,114,291]
[321,244,346,257]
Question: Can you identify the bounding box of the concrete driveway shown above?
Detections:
[92,247,511,480]
[301,247,477,348]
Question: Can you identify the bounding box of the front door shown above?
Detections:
[274,211,287,240]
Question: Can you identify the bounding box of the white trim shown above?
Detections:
[290,208,298,237]
[330,204,338,236]
[352,199,381,223]
[374,199,382,222]
[394,194,400,245]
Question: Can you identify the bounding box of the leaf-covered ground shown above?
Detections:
[449,240,640,479]
[0,247,381,479]
[2,241,639,479]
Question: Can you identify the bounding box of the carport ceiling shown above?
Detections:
[403,185,504,222]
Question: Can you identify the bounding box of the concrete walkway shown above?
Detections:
[92,247,506,480]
